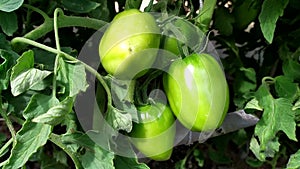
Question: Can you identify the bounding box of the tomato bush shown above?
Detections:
[0,0,300,169]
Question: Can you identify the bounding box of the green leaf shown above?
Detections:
[105,76,138,122]
[282,59,300,81]
[114,156,150,169]
[23,93,59,120]
[274,76,298,100]
[106,105,133,133]
[233,67,257,108]
[0,33,11,50]
[81,144,115,169]
[57,58,88,97]
[0,0,23,12]
[62,133,115,169]
[0,49,17,90]
[125,0,142,9]
[0,11,18,36]
[286,149,300,169]
[61,0,100,13]
[3,121,52,169]
[10,50,34,80]
[250,83,297,161]
[258,0,289,43]
[40,152,69,169]
[10,68,52,96]
[245,98,263,111]
[214,6,235,36]
[32,97,74,125]
[88,0,111,22]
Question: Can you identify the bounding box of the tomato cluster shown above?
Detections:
[99,9,229,161]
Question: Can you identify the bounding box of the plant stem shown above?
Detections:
[11,8,107,52]
[11,37,112,107]
[52,8,62,98]
[49,133,82,169]
[0,138,13,157]
[0,98,17,146]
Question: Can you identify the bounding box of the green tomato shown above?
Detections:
[99,9,160,79]
[129,102,176,161]
[163,53,229,131]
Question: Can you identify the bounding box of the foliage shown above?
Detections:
[0,0,300,168]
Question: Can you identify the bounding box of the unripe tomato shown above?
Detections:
[163,53,229,131]
[99,9,160,79]
[129,102,176,161]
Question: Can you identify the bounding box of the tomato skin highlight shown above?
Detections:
[99,9,160,79]
[163,53,229,131]
[129,102,176,161]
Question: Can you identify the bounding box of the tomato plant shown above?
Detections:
[0,0,300,169]
[163,53,229,131]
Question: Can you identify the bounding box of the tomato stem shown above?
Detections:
[11,7,107,52]
[52,8,62,98]
[49,133,83,169]
[0,97,17,147]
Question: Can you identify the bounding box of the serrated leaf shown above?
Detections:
[23,93,59,120]
[105,76,138,122]
[256,84,297,142]
[57,58,88,97]
[258,0,289,43]
[3,121,52,169]
[61,0,100,13]
[0,49,17,90]
[251,83,297,161]
[286,149,300,169]
[10,68,52,96]
[114,156,150,169]
[32,97,74,125]
[106,105,133,133]
[0,0,23,12]
[0,11,18,36]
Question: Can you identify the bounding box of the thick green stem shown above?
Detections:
[49,133,82,169]
[11,8,107,52]
[195,0,217,33]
